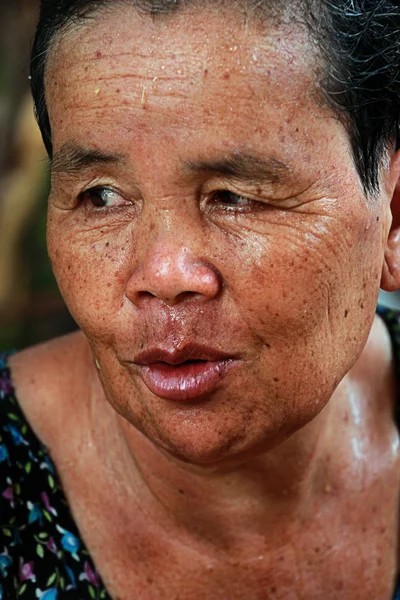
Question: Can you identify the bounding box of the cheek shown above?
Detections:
[47,214,134,337]
[48,200,383,354]
[222,208,383,355]
[221,221,339,334]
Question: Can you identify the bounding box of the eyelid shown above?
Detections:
[202,178,261,197]
[203,183,281,213]
[82,180,143,201]
[203,191,264,216]
[201,175,309,205]
[78,184,117,199]
[78,184,132,210]
[80,182,119,195]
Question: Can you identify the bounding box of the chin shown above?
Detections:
[124,403,303,468]
[101,358,334,467]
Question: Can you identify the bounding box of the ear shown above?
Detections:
[381,150,400,292]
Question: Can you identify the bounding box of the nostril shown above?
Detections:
[125,247,223,307]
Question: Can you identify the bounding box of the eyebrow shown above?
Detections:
[51,142,291,185]
[185,152,291,184]
[51,142,124,174]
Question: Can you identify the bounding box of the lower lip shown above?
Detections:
[138,360,235,402]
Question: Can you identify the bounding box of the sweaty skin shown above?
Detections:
[46,8,391,461]
[9,4,400,599]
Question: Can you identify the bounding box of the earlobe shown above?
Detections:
[382,229,400,292]
[381,153,400,292]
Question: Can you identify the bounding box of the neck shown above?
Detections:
[109,315,392,551]
[107,385,345,557]
[85,318,393,559]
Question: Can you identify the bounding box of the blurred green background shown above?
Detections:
[0,0,76,351]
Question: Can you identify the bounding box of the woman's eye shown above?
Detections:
[210,190,256,209]
[79,186,127,209]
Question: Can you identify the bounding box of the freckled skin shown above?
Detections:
[11,4,400,599]
[47,7,388,463]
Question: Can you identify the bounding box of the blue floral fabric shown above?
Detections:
[0,353,110,599]
[1,307,400,598]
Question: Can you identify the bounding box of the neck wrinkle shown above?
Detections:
[114,391,341,556]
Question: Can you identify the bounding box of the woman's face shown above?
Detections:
[46,5,393,464]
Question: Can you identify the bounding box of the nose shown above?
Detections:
[125,240,222,308]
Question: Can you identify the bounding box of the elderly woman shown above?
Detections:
[1,0,400,598]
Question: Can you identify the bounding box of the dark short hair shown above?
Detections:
[31,0,400,195]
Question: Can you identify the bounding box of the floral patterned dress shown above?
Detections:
[1,307,400,599]
[0,354,110,599]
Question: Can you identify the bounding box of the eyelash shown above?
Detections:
[78,186,263,213]
[209,190,261,212]
[78,186,127,210]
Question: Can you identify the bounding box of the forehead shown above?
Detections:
[45,4,327,163]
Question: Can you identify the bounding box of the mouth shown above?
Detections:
[132,345,237,402]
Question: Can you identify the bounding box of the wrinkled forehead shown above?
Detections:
[44,2,325,161]
[45,2,317,101]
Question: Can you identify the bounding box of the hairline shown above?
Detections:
[38,0,388,199]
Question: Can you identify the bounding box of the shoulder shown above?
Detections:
[9,329,90,388]
[352,313,393,380]
[7,331,93,449]
[0,336,106,598]
[376,307,400,372]
[364,311,394,377]
[350,313,397,424]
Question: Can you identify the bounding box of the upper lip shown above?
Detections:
[133,344,235,365]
